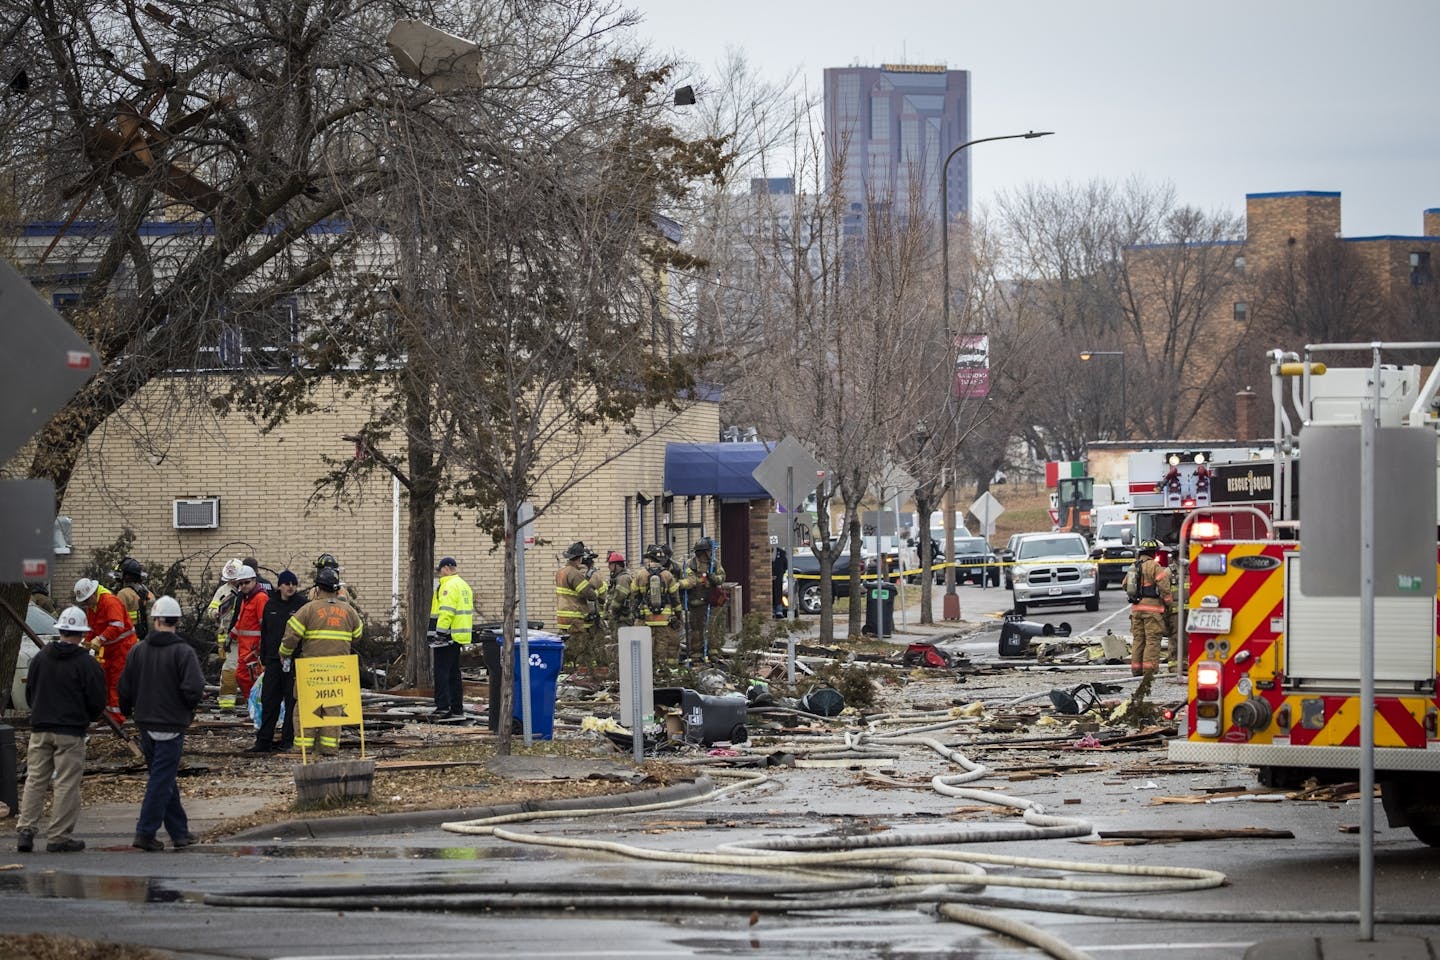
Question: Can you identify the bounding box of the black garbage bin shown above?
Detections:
[862,582,898,636]
[481,630,503,731]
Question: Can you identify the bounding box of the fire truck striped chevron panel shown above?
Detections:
[1185,540,1440,752]
[1185,541,1287,743]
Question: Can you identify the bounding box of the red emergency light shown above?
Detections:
[1191,520,1222,541]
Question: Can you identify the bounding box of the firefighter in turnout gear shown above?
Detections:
[74,577,136,722]
[113,557,152,639]
[554,542,602,668]
[1128,539,1173,676]
[207,558,246,711]
[280,566,363,756]
[634,545,682,665]
[308,553,357,603]
[599,551,636,636]
[680,538,726,664]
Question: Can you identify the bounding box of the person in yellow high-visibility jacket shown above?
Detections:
[427,556,474,720]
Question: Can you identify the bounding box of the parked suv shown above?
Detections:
[1089,520,1136,589]
[951,536,1000,586]
[1010,532,1099,615]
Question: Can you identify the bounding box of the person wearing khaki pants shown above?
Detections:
[16,606,107,854]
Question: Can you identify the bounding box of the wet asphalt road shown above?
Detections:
[3,582,1437,959]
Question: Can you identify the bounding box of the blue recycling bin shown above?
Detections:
[505,633,565,739]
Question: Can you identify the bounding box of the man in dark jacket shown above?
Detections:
[248,569,308,752]
[117,595,205,851]
[15,606,107,853]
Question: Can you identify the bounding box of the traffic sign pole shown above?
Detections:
[516,501,535,745]
[786,466,796,683]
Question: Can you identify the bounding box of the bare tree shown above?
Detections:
[996,178,1244,442]
[0,0,431,695]
[222,11,727,754]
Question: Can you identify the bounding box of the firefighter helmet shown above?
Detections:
[563,541,588,560]
[693,537,713,554]
[607,551,625,564]
[220,558,245,581]
[117,556,146,581]
[642,543,662,561]
[1138,539,1161,555]
[151,595,182,619]
[314,552,340,572]
[73,578,99,603]
[314,566,342,590]
[55,606,89,634]
[657,543,674,559]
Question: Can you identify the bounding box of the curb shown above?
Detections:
[222,773,715,842]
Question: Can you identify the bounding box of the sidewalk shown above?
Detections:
[1245,937,1438,959]
[36,757,712,849]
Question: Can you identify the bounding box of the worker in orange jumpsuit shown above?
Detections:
[74,577,136,722]
[227,565,269,710]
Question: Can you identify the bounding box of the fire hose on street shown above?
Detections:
[204,710,1440,958]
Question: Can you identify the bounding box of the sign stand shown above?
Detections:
[293,654,373,805]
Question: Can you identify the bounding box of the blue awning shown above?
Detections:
[664,442,774,499]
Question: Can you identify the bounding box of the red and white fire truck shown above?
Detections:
[1167,345,1440,845]
[1126,444,1277,553]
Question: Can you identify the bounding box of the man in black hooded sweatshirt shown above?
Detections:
[15,605,106,853]
[118,595,205,851]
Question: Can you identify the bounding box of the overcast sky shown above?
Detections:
[626,0,1439,238]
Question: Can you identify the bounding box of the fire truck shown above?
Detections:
[1126,444,1277,552]
[1167,345,1440,845]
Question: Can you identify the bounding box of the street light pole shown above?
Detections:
[939,131,1053,619]
[940,131,1054,341]
[1079,350,1127,439]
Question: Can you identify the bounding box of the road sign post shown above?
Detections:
[0,257,99,585]
[515,501,535,745]
[753,437,829,681]
[969,491,1006,539]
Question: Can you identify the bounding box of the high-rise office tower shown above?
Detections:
[822,64,971,237]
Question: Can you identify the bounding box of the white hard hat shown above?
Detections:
[56,606,89,633]
[73,577,99,603]
[220,558,244,581]
[235,565,256,581]
[152,595,182,619]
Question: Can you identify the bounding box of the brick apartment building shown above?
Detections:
[1126,191,1440,440]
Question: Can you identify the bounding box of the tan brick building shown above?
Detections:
[21,376,726,632]
[1126,191,1440,440]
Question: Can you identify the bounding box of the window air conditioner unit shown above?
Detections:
[173,498,220,530]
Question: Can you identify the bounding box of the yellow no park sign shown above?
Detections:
[295,655,364,729]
